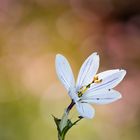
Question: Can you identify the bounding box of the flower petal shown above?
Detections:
[76,102,95,119]
[81,89,122,104]
[98,69,124,79]
[55,54,75,92]
[88,69,126,92]
[76,52,99,90]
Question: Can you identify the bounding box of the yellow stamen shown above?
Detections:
[78,86,87,97]
[78,92,83,97]
[81,86,87,93]
[93,75,99,81]
[92,75,102,83]
[78,75,102,97]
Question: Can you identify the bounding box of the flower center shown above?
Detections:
[77,75,102,97]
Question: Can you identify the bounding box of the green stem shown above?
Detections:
[55,101,83,140]
[73,117,83,125]
[57,117,83,140]
[58,133,65,140]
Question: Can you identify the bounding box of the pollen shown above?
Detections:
[93,75,98,81]
[92,75,102,83]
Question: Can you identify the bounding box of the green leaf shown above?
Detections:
[53,114,83,140]
[59,110,68,131]
[61,117,83,138]
[52,115,61,135]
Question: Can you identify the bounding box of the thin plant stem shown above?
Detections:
[58,116,83,140]
[66,99,75,114]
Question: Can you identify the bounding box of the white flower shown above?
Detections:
[55,52,126,119]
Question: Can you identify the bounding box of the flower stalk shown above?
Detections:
[53,101,82,140]
[66,100,75,113]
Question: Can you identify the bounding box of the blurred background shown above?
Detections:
[0,0,140,140]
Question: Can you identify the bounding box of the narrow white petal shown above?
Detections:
[76,52,99,90]
[81,89,122,104]
[55,54,75,93]
[88,69,126,92]
[97,69,120,79]
[76,102,95,119]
